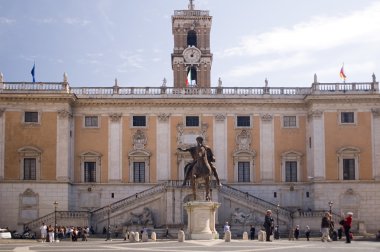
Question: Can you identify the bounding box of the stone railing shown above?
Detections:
[1,82,378,97]
[91,183,167,220]
[174,10,210,16]
[220,184,292,217]
[24,211,90,230]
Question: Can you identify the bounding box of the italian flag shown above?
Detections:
[186,70,191,87]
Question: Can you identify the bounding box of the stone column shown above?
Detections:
[214,114,227,181]
[0,109,4,180]
[157,113,171,181]
[108,113,122,182]
[260,113,274,182]
[56,110,72,181]
[372,108,380,180]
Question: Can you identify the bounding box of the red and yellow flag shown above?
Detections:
[340,65,347,80]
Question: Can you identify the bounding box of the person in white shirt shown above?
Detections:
[40,223,47,242]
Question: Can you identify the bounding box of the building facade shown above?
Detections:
[0,2,380,234]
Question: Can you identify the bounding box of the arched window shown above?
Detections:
[187,30,197,47]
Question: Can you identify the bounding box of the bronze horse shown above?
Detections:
[190,139,212,201]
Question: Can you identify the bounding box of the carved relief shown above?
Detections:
[109,113,122,122]
[308,110,323,119]
[215,114,226,122]
[371,108,380,117]
[176,122,208,147]
[236,130,251,151]
[58,109,72,119]
[157,113,171,122]
[133,130,147,150]
[261,113,273,121]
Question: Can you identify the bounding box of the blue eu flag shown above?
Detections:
[31,63,35,82]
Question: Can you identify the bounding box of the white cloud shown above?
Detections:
[219,2,380,58]
[0,17,15,24]
[63,17,91,26]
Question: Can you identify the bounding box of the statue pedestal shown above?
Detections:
[183,201,220,240]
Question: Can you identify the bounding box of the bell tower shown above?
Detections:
[171,0,213,88]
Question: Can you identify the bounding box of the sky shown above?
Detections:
[0,0,380,88]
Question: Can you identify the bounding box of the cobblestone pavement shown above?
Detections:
[1,238,379,252]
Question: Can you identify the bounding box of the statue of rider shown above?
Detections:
[177,136,222,187]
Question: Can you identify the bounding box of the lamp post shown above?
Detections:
[328,201,333,214]
[275,204,280,239]
[53,201,58,240]
[106,205,111,241]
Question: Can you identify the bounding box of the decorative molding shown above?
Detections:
[308,110,323,119]
[215,114,226,122]
[235,130,251,151]
[371,108,380,117]
[109,113,122,122]
[133,129,147,150]
[58,109,72,119]
[261,113,273,121]
[157,113,171,122]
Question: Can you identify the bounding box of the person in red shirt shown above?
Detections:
[344,212,353,243]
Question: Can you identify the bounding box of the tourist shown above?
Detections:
[263,210,274,241]
[344,212,353,243]
[321,212,332,242]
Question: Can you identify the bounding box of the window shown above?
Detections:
[24,112,39,123]
[237,116,251,127]
[18,146,41,181]
[133,162,145,183]
[337,147,359,180]
[186,116,199,127]
[23,158,36,180]
[285,161,297,182]
[187,30,197,47]
[133,116,146,127]
[281,151,302,182]
[80,151,101,183]
[341,112,354,124]
[84,116,98,127]
[84,162,96,182]
[283,116,297,128]
[238,162,250,182]
[343,159,355,180]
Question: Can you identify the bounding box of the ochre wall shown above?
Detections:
[274,115,307,182]
[324,112,372,180]
[4,111,57,180]
[74,115,109,183]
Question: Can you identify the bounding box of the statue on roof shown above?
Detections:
[0,72,3,82]
[372,73,376,83]
[188,0,195,10]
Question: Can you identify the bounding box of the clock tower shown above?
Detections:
[171,0,213,88]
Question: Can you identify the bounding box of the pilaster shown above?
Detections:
[371,108,380,180]
[214,114,227,181]
[260,113,274,182]
[0,108,4,180]
[308,110,325,180]
[108,113,122,182]
[157,113,171,181]
[56,109,72,182]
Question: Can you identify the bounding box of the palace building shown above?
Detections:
[0,1,379,235]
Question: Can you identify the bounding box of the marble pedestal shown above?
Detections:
[183,201,220,240]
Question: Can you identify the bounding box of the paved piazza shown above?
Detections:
[0,239,379,252]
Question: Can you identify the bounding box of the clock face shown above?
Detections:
[183,47,201,64]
